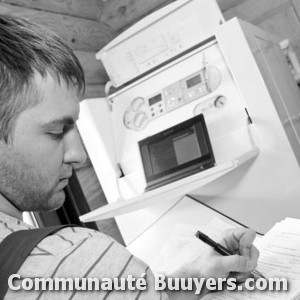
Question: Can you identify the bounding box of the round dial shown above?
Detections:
[123,96,148,130]
[214,96,227,108]
[131,97,145,111]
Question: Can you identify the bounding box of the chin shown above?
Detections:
[46,190,66,211]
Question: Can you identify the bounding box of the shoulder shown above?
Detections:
[4,224,169,299]
[0,212,32,242]
[40,226,148,273]
[19,225,149,278]
[35,226,113,255]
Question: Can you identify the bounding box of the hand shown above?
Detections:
[221,228,259,281]
[175,228,259,279]
[166,228,259,299]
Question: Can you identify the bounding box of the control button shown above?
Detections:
[133,112,147,129]
[214,95,227,108]
[193,95,223,116]
[131,97,145,112]
[188,91,195,98]
[166,102,174,110]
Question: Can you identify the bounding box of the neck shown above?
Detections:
[0,193,22,220]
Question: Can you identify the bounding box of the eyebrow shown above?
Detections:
[41,117,77,129]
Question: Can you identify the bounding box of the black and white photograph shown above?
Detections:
[1,0,300,299]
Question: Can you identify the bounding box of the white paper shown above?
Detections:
[151,217,234,274]
[203,218,300,300]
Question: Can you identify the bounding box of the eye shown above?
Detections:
[48,131,64,140]
[48,123,75,140]
[46,122,76,141]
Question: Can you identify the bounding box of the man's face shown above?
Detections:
[0,74,86,212]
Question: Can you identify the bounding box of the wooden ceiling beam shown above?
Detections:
[84,84,106,99]
[1,0,103,21]
[74,50,108,85]
[216,0,248,13]
[100,0,174,33]
[0,3,114,51]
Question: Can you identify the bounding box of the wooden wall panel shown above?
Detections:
[100,0,249,33]
[1,0,103,20]
[216,0,248,12]
[76,165,107,209]
[74,51,108,85]
[222,0,300,66]
[0,3,113,51]
[223,0,289,23]
[258,5,300,39]
[76,164,124,244]
[293,0,300,15]
[84,84,106,99]
[100,0,173,32]
[259,5,300,59]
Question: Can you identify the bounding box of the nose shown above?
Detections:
[63,127,87,166]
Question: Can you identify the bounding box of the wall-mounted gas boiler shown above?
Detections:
[77,0,300,234]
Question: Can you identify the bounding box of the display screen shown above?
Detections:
[173,130,202,165]
[186,74,202,89]
[148,128,204,174]
[148,138,176,174]
[149,94,162,106]
[139,114,214,190]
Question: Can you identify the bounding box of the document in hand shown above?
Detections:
[203,218,300,300]
[150,217,235,276]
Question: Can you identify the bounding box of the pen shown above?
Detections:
[195,230,266,279]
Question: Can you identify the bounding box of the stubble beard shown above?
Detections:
[0,146,65,212]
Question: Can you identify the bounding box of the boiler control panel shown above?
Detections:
[123,65,222,131]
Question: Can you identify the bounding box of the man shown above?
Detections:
[0,14,259,299]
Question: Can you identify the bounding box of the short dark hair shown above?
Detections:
[0,14,85,142]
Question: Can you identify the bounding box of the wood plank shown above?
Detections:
[74,51,108,85]
[292,0,300,21]
[84,84,106,99]
[75,165,125,245]
[221,0,300,77]
[223,0,289,23]
[0,3,114,51]
[258,6,300,59]
[100,0,173,32]
[75,165,107,209]
[1,0,103,20]
[217,0,248,12]
[258,6,300,38]
[100,0,250,33]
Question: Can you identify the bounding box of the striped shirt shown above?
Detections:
[0,212,168,300]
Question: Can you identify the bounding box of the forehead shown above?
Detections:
[30,74,80,123]
[12,74,80,139]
